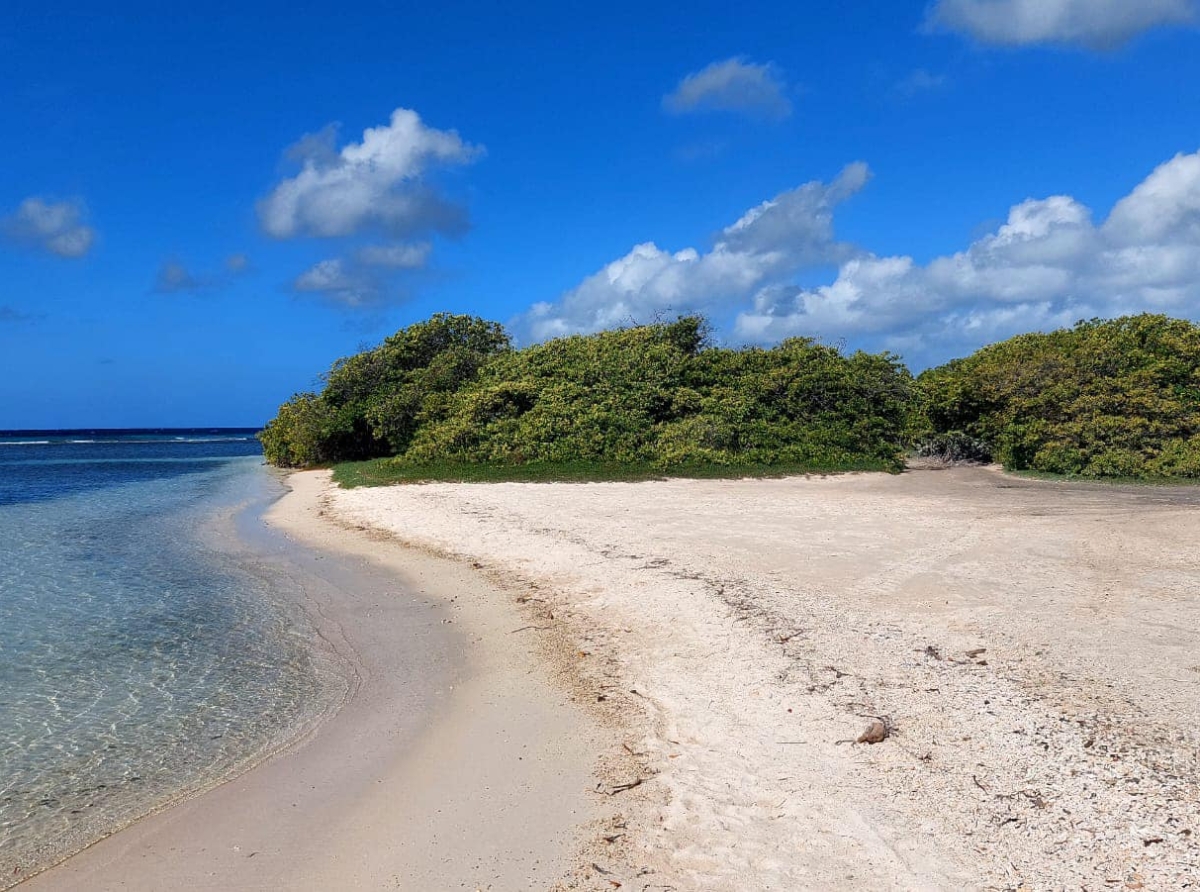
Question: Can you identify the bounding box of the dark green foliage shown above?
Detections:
[258,314,510,467]
[262,311,1200,482]
[257,392,329,468]
[913,314,1200,478]
[261,314,913,475]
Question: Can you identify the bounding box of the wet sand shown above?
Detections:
[22,471,597,891]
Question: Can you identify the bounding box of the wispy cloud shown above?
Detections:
[290,242,431,307]
[0,305,34,323]
[925,0,1196,49]
[673,139,730,164]
[2,197,95,258]
[225,252,250,273]
[153,253,252,294]
[292,258,381,308]
[663,58,792,120]
[154,260,210,294]
[894,68,948,98]
[356,242,431,269]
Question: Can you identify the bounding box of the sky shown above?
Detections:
[2,0,1200,427]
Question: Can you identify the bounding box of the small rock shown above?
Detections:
[857,719,889,744]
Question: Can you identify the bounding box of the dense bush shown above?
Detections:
[264,311,1200,480]
[259,313,510,467]
[261,314,913,473]
[913,314,1200,478]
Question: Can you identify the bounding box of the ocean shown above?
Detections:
[0,430,342,882]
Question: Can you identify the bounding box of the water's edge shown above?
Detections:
[6,467,359,889]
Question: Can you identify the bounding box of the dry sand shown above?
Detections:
[22,471,598,891]
[323,465,1200,891]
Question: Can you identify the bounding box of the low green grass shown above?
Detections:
[1006,468,1200,487]
[331,456,895,488]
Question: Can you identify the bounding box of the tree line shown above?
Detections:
[260,312,1200,481]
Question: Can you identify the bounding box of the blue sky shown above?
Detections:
[3,0,1199,427]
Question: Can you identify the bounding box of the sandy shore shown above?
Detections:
[22,471,599,891]
[322,465,1200,890]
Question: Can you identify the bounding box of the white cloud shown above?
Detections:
[926,0,1195,49]
[356,241,431,268]
[3,197,95,258]
[517,163,869,341]
[291,242,432,308]
[293,258,380,308]
[735,150,1200,365]
[259,108,481,239]
[264,108,477,310]
[1104,150,1200,244]
[519,149,1200,366]
[663,57,792,119]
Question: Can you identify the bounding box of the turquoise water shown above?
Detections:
[0,432,342,882]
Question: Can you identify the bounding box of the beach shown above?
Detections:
[23,465,1200,890]
[22,471,600,891]
[320,465,1200,890]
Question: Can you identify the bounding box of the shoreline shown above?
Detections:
[24,463,1198,888]
[21,469,601,891]
[323,465,1200,889]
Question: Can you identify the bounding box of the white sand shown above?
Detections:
[326,466,1200,890]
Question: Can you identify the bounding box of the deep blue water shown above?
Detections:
[0,430,263,506]
[0,430,340,882]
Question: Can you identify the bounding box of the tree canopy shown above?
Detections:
[259,314,913,474]
[263,311,1200,481]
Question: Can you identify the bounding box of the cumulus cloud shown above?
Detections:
[663,58,792,119]
[521,149,1200,365]
[735,150,1200,365]
[926,0,1195,49]
[518,163,869,341]
[258,108,480,240]
[3,197,95,258]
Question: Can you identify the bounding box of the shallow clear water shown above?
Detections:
[0,432,341,880]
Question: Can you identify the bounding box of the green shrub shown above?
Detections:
[257,392,329,468]
[915,314,1200,478]
[261,314,913,475]
[258,313,509,466]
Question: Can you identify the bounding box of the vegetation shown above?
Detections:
[913,314,1200,478]
[262,311,1200,483]
[258,314,509,467]
[331,458,887,488]
[261,314,913,477]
